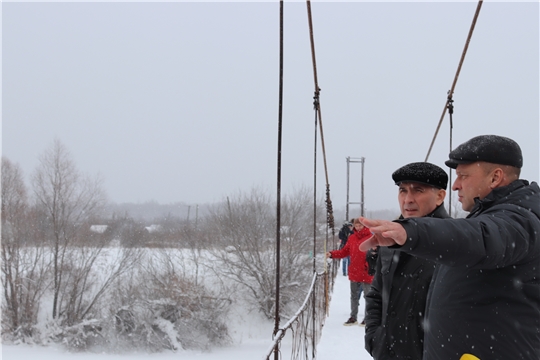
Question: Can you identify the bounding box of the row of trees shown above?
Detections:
[1,139,328,351]
[2,140,140,341]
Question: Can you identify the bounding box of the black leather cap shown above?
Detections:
[445,135,522,169]
[392,162,448,190]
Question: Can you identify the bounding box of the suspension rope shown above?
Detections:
[447,98,454,217]
[311,91,319,360]
[312,94,318,276]
[273,0,284,345]
[306,0,335,321]
[306,0,335,234]
[425,0,483,162]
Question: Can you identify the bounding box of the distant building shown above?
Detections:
[90,225,108,234]
[144,224,162,233]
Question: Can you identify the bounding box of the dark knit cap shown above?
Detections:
[392,162,448,190]
[445,135,523,169]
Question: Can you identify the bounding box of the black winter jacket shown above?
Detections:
[396,180,540,360]
[338,224,352,249]
[365,204,450,360]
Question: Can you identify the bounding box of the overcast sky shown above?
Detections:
[2,1,539,215]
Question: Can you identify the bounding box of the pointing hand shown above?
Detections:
[358,217,407,251]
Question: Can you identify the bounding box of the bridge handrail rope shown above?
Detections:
[264,272,328,360]
[425,0,483,162]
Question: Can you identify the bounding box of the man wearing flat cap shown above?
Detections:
[365,162,450,360]
[359,135,540,360]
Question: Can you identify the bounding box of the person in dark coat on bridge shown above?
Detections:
[360,135,540,360]
[365,162,450,360]
[337,220,353,276]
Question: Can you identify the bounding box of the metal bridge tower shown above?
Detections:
[345,156,365,221]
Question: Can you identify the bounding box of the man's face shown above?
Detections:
[398,182,445,218]
[452,162,493,212]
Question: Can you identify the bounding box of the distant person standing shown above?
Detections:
[327,218,373,326]
[365,162,450,359]
[337,220,353,276]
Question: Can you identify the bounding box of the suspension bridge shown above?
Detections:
[265,1,484,359]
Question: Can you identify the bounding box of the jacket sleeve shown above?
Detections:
[364,253,383,355]
[397,204,540,269]
[330,239,350,259]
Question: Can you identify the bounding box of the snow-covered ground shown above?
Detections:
[317,273,372,360]
[2,274,373,360]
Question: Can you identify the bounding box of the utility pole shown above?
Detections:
[345,156,365,220]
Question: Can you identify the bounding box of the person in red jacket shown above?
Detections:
[327,218,374,326]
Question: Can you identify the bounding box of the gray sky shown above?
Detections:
[2,1,539,215]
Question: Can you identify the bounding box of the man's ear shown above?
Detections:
[490,168,504,189]
[436,189,446,206]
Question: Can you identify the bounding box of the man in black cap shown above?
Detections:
[365,162,450,360]
[359,135,540,360]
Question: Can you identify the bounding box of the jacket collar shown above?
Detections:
[469,179,529,216]
[397,203,450,220]
[429,203,450,219]
[353,226,371,238]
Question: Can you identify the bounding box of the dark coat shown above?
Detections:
[338,224,352,249]
[396,180,540,360]
[365,204,450,360]
[365,248,378,276]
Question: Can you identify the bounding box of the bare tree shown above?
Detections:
[205,187,323,319]
[1,157,49,338]
[31,139,107,320]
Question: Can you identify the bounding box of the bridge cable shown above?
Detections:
[273,0,284,348]
[425,0,483,162]
[306,0,335,324]
[448,99,454,216]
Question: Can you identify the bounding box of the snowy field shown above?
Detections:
[2,274,374,360]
